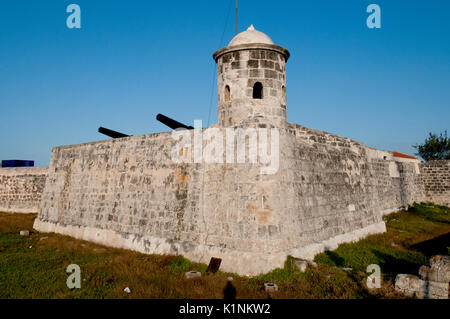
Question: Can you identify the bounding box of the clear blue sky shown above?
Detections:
[1,0,449,166]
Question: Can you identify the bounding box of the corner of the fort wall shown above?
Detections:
[280,124,425,261]
[30,124,448,275]
[0,166,48,213]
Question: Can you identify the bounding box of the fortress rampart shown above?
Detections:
[2,25,448,276]
[30,124,435,275]
[0,166,48,213]
[421,160,450,207]
[0,126,447,275]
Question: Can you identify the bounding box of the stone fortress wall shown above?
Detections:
[0,166,48,213]
[421,160,450,207]
[2,25,449,275]
[30,124,443,275]
[33,131,289,275]
[280,124,426,260]
[0,125,447,275]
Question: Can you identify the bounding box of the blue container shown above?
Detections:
[1,160,34,167]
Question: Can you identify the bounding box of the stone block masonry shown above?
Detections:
[395,274,448,299]
[279,124,425,260]
[421,160,450,207]
[395,255,449,299]
[0,166,48,213]
[33,124,429,275]
[34,131,289,275]
[216,47,288,128]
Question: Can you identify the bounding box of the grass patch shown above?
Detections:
[314,202,450,280]
[0,202,448,299]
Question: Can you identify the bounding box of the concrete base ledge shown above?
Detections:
[34,219,387,275]
[0,207,39,214]
[380,207,407,216]
[33,219,287,276]
[289,221,387,260]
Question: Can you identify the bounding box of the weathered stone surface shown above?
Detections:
[216,45,288,127]
[421,161,450,207]
[395,274,448,299]
[419,255,450,283]
[0,167,48,213]
[31,119,435,276]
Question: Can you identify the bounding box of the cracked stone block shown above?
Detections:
[395,274,448,299]
[419,265,449,283]
[419,255,450,283]
[420,255,450,283]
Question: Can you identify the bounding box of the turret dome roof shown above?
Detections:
[228,25,274,46]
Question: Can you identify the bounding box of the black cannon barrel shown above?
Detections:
[156,113,194,130]
[98,127,130,139]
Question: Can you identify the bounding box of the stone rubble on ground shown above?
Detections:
[185,271,201,279]
[292,258,317,272]
[419,255,450,283]
[395,255,449,299]
[264,283,278,293]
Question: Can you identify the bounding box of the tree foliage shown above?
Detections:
[414,131,450,161]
